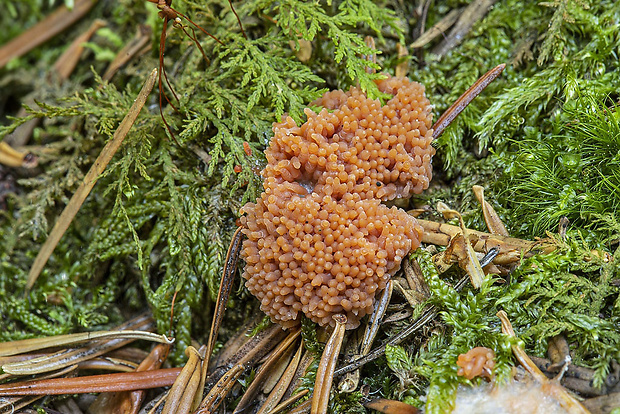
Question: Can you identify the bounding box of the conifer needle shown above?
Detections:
[26,69,158,291]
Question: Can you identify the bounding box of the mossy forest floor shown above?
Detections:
[0,0,619,413]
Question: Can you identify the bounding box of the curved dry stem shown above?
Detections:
[497,311,590,414]
[227,0,247,39]
[194,363,244,414]
[0,330,173,358]
[162,346,204,414]
[432,63,506,139]
[0,368,181,396]
[256,343,304,414]
[26,68,158,290]
[205,226,244,372]
[473,185,509,236]
[234,328,301,413]
[311,314,347,414]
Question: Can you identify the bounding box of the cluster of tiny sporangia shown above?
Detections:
[240,75,434,329]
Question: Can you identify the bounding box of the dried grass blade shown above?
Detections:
[0,142,34,168]
[77,357,138,372]
[432,0,498,56]
[266,389,309,414]
[497,311,590,414]
[0,368,181,396]
[288,397,311,414]
[0,0,97,68]
[3,328,161,376]
[103,25,153,82]
[0,395,43,413]
[205,226,244,372]
[337,280,394,393]
[194,363,244,414]
[257,343,304,414]
[311,314,347,414]
[281,350,314,402]
[220,323,287,369]
[212,316,263,368]
[162,346,204,414]
[234,328,301,413]
[432,63,505,139]
[361,280,393,356]
[0,330,172,358]
[337,329,362,393]
[3,341,124,376]
[53,18,107,81]
[4,17,103,148]
[395,43,409,78]
[26,68,158,290]
[410,9,461,49]
[472,185,509,236]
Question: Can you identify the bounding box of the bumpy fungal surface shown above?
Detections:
[240,76,434,329]
[457,347,496,380]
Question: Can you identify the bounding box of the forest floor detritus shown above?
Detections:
[0,1,619,413]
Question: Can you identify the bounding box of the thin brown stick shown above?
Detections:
[26,68,158,290]
[195,363,244,414]
[411,9,460,49]
[205,227,244,371]
[234,329,300,413]
[0,368,181,396]
[53,19,107,81]
[156,19,182,144]
[312,314,347,414]
[432,0,498,56]
[267,389,310,414]
[432,63,506,139]
[0,330,172,358]
[103,25,153,82]
[159,19,180,110]
[0,365,77,412]
[228,0,247,39]
[87,343,170,413]
[0,0,97,68]
[181,25,210,64]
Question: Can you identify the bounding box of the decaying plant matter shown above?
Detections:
[1,0,619,413]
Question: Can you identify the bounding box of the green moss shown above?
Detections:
[499,93,620,235]
[0,0,619,410]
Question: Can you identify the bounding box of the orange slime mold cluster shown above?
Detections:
[240,75,435,329]
[457,347,496,380]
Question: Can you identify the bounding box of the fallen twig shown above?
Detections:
[0,0,97,68]
[26,68,158,290]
